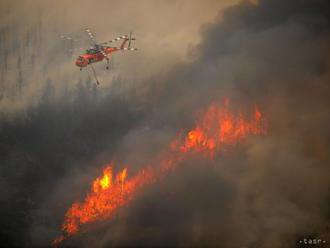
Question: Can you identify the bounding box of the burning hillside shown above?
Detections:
[1,0,330,247]
[53,99,267,246]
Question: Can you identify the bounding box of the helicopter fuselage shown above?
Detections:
[75,47,119,68]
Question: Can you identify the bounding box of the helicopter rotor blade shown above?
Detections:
[100,48,108,58]
[128,31,132,48]
[116,47,138,51]
[85,28,98,45]
[99,35,131,45]
[60,35,74,41]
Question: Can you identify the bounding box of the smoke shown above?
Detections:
[84,0,330,247]
[1,0,330,247]
[0,0,237,110]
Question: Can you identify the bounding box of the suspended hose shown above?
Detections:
[89,64,100,85]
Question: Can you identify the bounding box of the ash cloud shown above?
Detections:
[1,0,330,247]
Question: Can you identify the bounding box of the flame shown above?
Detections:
[53,99,267,245]
[93,166,112,193]
[57,164,155,241]
[171,99,266,158]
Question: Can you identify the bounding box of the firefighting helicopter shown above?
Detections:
[72,29,137,85]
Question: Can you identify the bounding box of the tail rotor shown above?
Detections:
[128,31,132,49]
[126,31,137,51]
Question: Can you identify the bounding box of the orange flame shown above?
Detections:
[171,99,266,159]
[53,99,267,245]
[57,164,155,240]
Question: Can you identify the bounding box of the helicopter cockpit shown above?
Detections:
[86,48,99,54]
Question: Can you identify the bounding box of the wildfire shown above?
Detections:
[54,164,155,245]
[171,99,266,158]
[53,99,267,246]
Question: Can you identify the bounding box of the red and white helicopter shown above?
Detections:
[73,29,137,84]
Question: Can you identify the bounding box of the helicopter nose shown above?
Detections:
[76,58,87,67]
[75,60,83,67]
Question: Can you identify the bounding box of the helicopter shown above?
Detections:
[71,29,137,85]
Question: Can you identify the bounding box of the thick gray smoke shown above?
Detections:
[1,0,330,247]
